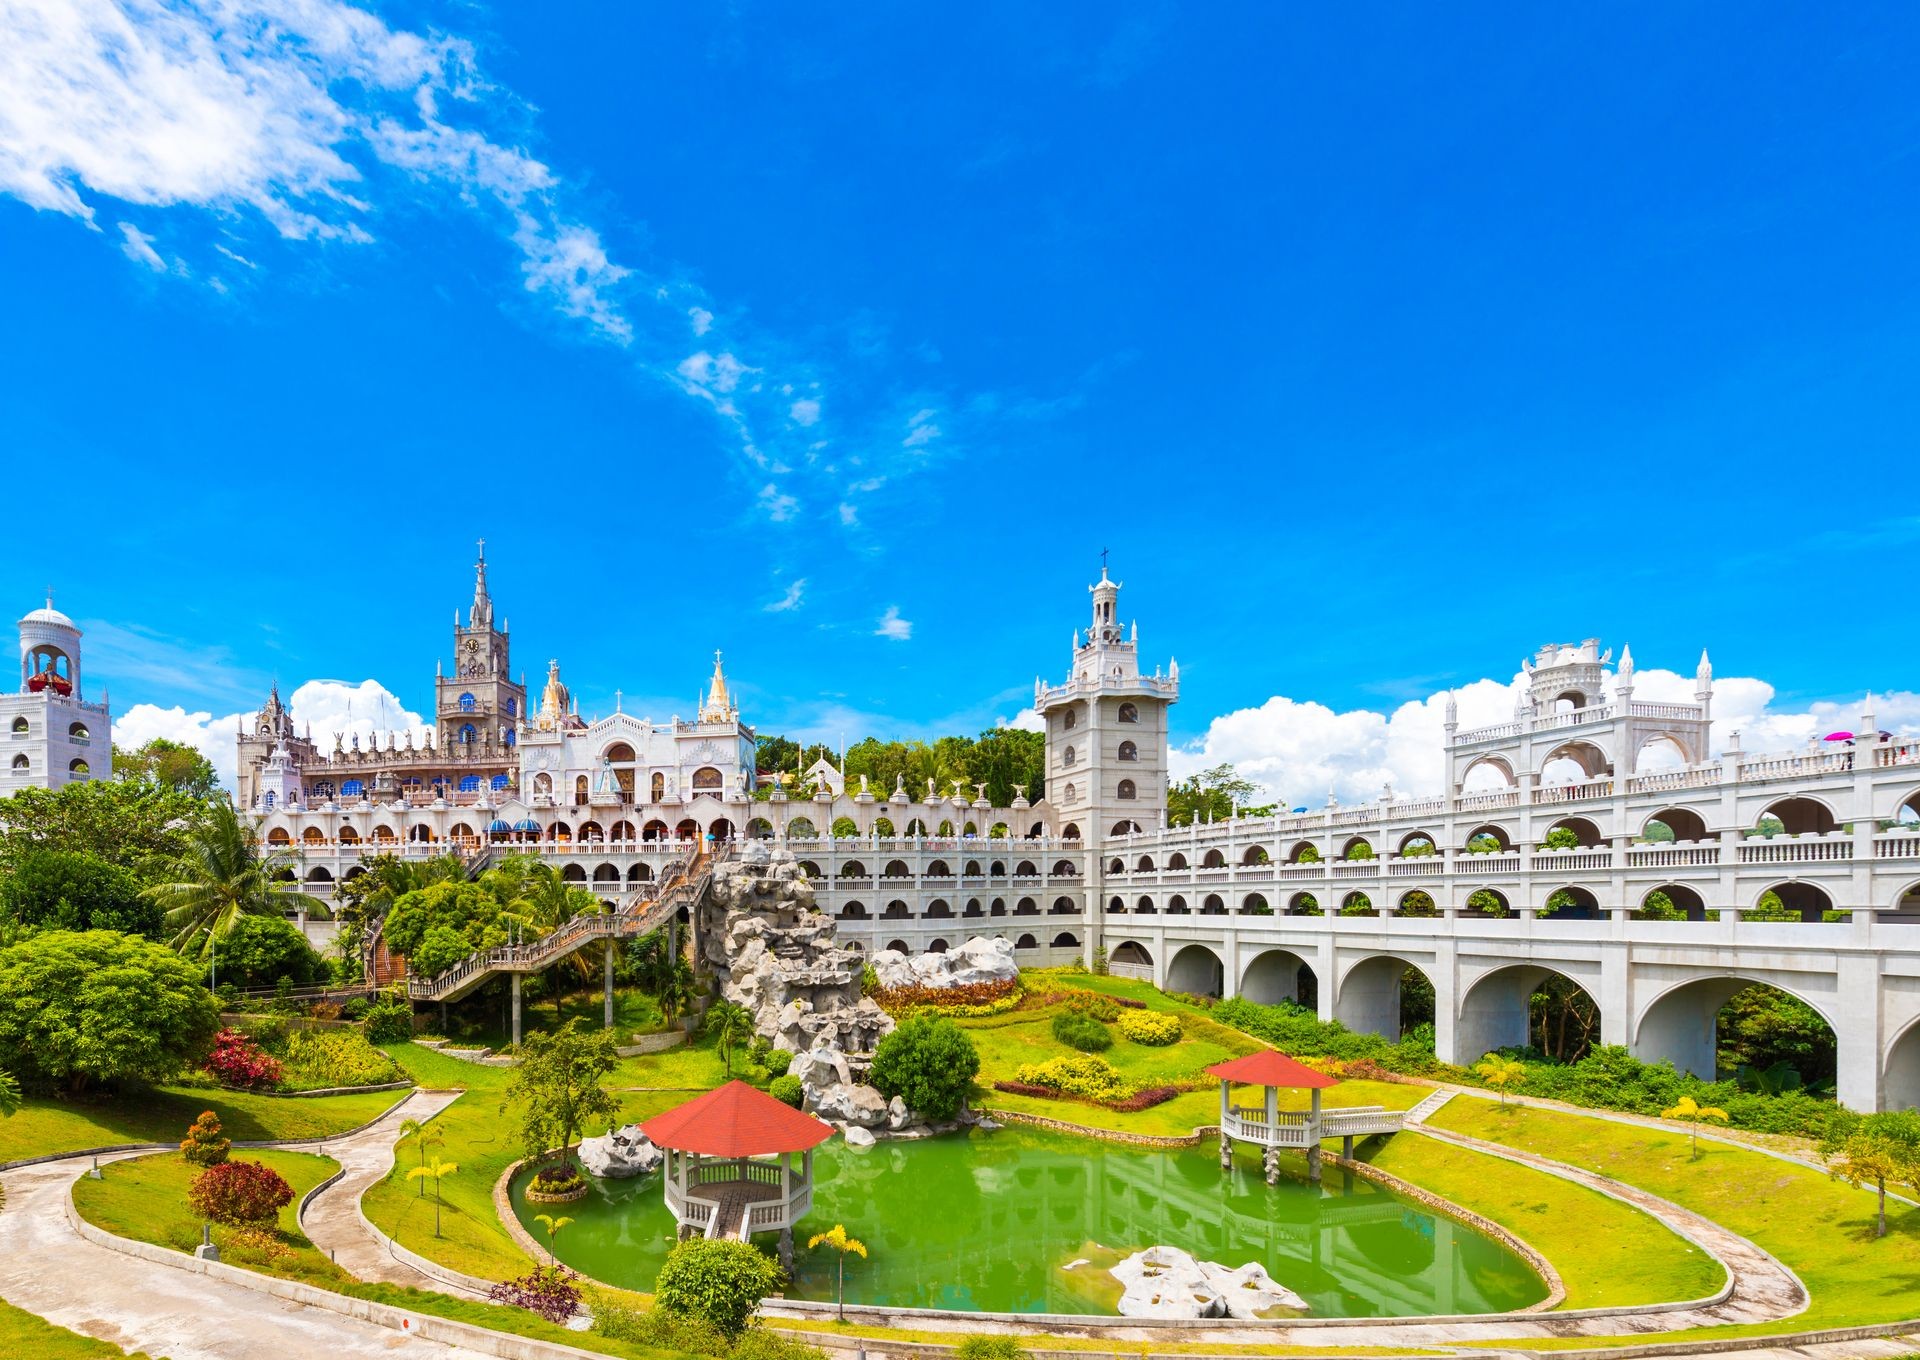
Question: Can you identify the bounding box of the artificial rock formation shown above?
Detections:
[700,841,893,1060]
[1109,1245,1307,1320]
[869,936,1017,991]
[577,1124,663,1179]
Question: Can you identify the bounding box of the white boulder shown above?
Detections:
[576,1124,662,1180]
[869,936,1017,992]
[811,1081,890,1128]
[1110,1246,1306,1320]
[886,1095,911,1131]
[843,1125,876,1149]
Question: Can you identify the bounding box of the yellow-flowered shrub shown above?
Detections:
[1011,1054,1133,1101]
[1116,1009,1182,1046]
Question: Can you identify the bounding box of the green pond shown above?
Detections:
[513,1125,1548,1317]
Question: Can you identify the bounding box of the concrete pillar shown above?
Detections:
[1836,954,1884,1112]
[604,943,615,1029]
[511,972,522,1048]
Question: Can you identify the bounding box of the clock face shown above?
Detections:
[466,639,480,652]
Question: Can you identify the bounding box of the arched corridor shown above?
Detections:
[1240,948,1315,1007]
[1166,943,1225,998]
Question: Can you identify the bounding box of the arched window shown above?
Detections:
[1063,709,1077,730]
[9,754,26,770]
[459,723,476,744]
[459,693,476,711]
[9,716,27,734]
[341,779,365,797]
[651,772,666,801]
[1117,702,1138,724]
[459,775,481,792]
[67,722,89,742]
[1062,746,1076,767]
[504,697,517,716]
[1117,779,1136,800]
[491,774,510,790]
[504,730,516,748]
[692,767,723,794]
[67,758,89,776]
[534,773,552,795]
[1117,740,1137,761]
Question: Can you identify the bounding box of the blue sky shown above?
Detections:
[3,3,1919,799]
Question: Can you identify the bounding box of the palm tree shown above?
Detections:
[1662,1096,1729,1158]
[534,1212,574,1262]
[144,800,322,959]
[1473,1053,1527,1107]
[407,1157,459,1237]
[656,956,695,1030]
[708,1000,755,1078]
[398,1117,443,1196]
[807,1224,868,1320]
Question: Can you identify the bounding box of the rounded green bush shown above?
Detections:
[769,1074,803,1107]
[762,1048,792,1077]
[1051,1011,1112,1053]
[1116,1009,1182,1046]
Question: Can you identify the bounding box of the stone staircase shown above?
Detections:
[1402,1089,1456,1126]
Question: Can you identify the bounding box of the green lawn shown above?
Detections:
[1428,1095,1920,1334]
[453,985,672,1051]
[70,1142,685,1360]
[0,1085,404,1165]
[0,1298,162,1358]
[1365,1132,1723,1311]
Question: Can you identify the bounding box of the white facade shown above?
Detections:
[1,600,109,797]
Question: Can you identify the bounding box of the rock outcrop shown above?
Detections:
[1109,1246,1307,1319]
[577,1124,662,1179]
[699,841,892,1060]
[869,936,1017,991]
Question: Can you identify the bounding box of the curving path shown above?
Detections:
[0,1144,497,1359]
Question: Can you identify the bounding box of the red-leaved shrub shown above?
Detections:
[488,1267,581,1323]
[188,1160,295,1225]
[204,1028,283,1090]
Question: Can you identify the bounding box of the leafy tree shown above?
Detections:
[144,800,321,958]
[1474,1053,1527,1106]
[707,1000,756,1079]
[211,913,324,989]
[0,778,207,874]
[501,1019,619,1169]
[806,1223,868,1321]
[829,817,859,838]
[965,726,1046,808]
[1529,976,1601,1062]
[1820,1110,1920,1237]
[381,881,508,968]
[1541,827,1581,850]
[1661,1095,1729,1158]
[407,1157,459,1238]
[113,738,220,798]
[331,852,465,963]
[0,848,160,936]
[654,1238,784,1339]
[869,1016,980,1121]
[1465,889,1509,917]
[1717,984,1835,1087]
[1167,763,1273,826]
[0,930,219,1094]
[1464,833,1504,855]
[657,957,696,1030]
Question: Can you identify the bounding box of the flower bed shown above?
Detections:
[1116,1009,1182,1046]
[992,1078,1186,1113]
[871,978,1022,1017]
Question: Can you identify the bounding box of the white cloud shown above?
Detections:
[1171,660,1920,811]
[116,221,164,270]
[902,408,940,448]
[874,606,912,641]
[789,398,820,426]
[1000,706,1044,733]
[677,350,751,394]
[837,502,858,526]
[756,483,798,521]
[112,677,426,791]
[688,306,712,335]
[764,578,806,612]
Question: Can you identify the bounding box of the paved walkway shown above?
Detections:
[295,1088,489,1295]
[0,1144,497,1360]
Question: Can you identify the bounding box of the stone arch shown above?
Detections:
[787,816,818,839]
[1015,933,1039,950]
[926,899,953,919]
[1168,852,1189,869]
[1636,883,1707,921]
[1239,892,1271,915]
[887,938,912,954]
[1463,824,1512,853]
[1544,817,1604,848]
[798,861,823,878]
[592,863,620,883]
[1287,841,1320,863]
[642,819,668,840]
[1241,948,1315,1007]
[990,897,1007,916]
[1135,895,1156,914]
[1633,972,1840,1082]
[964,860,983,877]
[1540,739,1610,783]
[1460,754,1517,789]
[1166,943,1225,998]
[1757,797,1837,837]
[267,827,292,845]
[1110,940,1152,969]
[747,817,774,840]
[1166,894,1190,915]
[873,817,896,838]
[1635,732,1692,771]
[578,820,605,842]
[1201,848,1227,868]
[1340,836,1374,860]
[882,900,911,920]
[1200,893,1226,915]
[1643,807,1710,842]
[1014,859,1039,876]
[1051,932,1080,949]
[708,817,735,842]
[1335,954,1435,1040]
[1340,889,1375,915]
[1049,896,1076,915]
[1240,844,1269,865]
[1753,880,1834,922]
[628,863,653,883]
[1106,896,1125,915]
[608,820,637,843]
[1288,891,1321,915]
[927,860,953,877]
[1112,818,1144,835]
[964,898,984,918]
[839,860,868,878]
[1456,962,1602,1062]
[1397,830,1438,857]
[1541,884,1601,919]
[883,859,911,877]
[562,863,587,882]
[1463,887,1509,917]
[1050,859,1078,877]
[839,901,868,920]
[1136,854,1155,871]
[305,866,333,884]
[546,821,573,843]
[1015,897,1038,915]
[1061,823,1081,840]
[1885,1016,1920,1111]
[929,939,951,954]
[1394,889,1438,917]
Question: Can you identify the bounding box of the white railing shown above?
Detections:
[1626,842,1720,867]
[1529,849,1613,871]
[1536,778,1613,804]
[1738,834,1854,864]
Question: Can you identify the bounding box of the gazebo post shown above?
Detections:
[1218,1080,1232,1169]
[1263,1082,1281,1184]
[1307,1087,1323,1183]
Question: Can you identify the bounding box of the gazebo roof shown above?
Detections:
[641,1080,836,1156]
[1205,1050,1341,1089]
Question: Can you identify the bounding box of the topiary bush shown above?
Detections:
[1116,1009,1182,1046]
[654,1238,785,1339]
[762,1048,791,1077]
[769,1074,803,1108]
[869,1016,980,1121]
[180,1110,230,1166]
[188,1159,294,1225]
[1060,990,1121,1022]
[1050,1012,1112,1053]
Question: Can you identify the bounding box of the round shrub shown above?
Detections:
[762,1048,792,1077]
[362,996,415,1044]
[1061,991,1120,1022]
[180,1110,230,1166]
[769,1074,804,1108]
[654,1238,784,1339]
[1117,1009,1182,1046]
[1011,1054,1131,1101]
[869,1016,980,1122]
[188,1159,295,1225]
[204,1027,284,1090]
[1051,1012,1112,1053]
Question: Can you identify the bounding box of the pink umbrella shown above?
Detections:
[1824,731,1853,742]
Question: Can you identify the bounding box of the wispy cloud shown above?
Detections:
[764,578,806,612]
[874,606,912,641]
[757,483,799,521]
[116,221,165,271]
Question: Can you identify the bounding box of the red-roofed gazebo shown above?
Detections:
[642,1081,834,1255]
[1205,1052,1403,1183]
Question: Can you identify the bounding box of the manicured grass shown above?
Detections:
[1365,1132,1723,1310]
[457,985,672,1050]
[70,1143,684,1360]
[0,1085,404,1164]
[1428,1094,1920,1333]
[0,1298,161,1358]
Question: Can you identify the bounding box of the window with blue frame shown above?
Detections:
[459,775,481,792]
[505,697,516,715]
[459,693,476,711]
[504,729,516,748]
[342,780,364,797]
[460,724,476,744]
[491,775,510,790]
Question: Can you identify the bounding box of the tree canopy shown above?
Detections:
[501,1019,620,1164]
[869,1015,980,1121]
[0,847,161,936]
[1168,763,1274,826]
[143,799,320,957]
[112,737,221,798]
[212,913,325,988]
[0,778,208,874]
[755,727,1045,808]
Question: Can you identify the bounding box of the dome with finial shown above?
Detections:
[19,595,76,630]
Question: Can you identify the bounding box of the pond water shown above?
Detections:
[514,1125,1547,1317]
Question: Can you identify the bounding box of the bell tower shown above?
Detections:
[434,542,526,752]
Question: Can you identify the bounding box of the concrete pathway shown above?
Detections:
[295,1087,490,1296]
[0,1146,498,1360]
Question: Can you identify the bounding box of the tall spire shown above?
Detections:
[699,650,735,723]
[470,538,493,629]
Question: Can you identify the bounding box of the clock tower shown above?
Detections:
[435,542,526,753]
